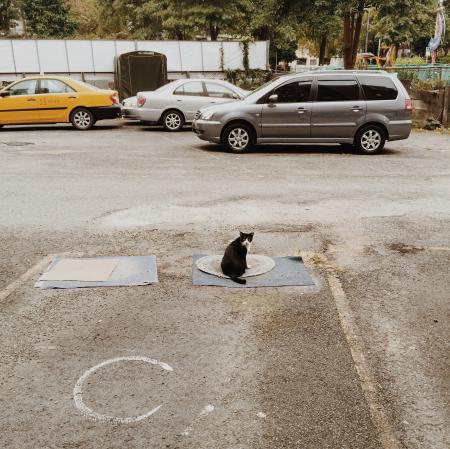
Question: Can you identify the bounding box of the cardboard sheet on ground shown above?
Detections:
[39,258,118,281]
[192,254,315,288]
[35,256,158,289]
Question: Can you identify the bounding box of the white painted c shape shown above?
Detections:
[73,356,173,424]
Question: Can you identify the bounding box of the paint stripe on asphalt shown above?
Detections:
[0,255,53,304]
[327,273,401,449]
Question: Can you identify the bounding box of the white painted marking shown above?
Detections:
[257,412,267,418]
[181,404,215,436]
[73,356,173,424]
[327,273,401,449]
[0,255,54,304]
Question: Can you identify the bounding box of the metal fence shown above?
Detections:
[290,64,450,83]
[388,64,450,82]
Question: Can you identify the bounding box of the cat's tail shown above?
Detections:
[230,276,246,285]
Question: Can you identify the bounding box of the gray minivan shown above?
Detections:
[192,70,412,154]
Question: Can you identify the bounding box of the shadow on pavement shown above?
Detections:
[195,143,401,156]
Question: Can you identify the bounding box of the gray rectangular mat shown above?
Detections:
[192,254,314,288]
[35,256,158,289]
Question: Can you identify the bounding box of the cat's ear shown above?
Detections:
[249,232,254,237]
[239,231,244,238]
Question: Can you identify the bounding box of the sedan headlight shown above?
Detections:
[201,110,215,120]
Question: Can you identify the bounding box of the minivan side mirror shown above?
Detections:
[0,91,10,97]
[268,94,278,103]
[232,93,240,99]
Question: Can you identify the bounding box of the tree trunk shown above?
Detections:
[319,34,327,65]
[343,11,353,69]
[209,21,218,41]
[175,27,183,40]
[351,11,363,66]
[0,0,12,32]
[343,8,364,69]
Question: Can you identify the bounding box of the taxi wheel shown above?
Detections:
[71,108,94,130]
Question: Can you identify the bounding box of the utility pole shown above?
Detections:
[364,7,371,53]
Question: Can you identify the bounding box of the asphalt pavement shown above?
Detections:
[0,121,448,449]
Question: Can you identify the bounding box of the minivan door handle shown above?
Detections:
[352,106,363,112]
[297,107,306,114]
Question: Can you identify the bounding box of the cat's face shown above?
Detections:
[239,231,254,248]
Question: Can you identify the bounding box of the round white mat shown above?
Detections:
[196,255,276,278]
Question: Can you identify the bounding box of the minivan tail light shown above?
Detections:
[110,92,119,105]
[405,99,413,111]
[137,95,146,107]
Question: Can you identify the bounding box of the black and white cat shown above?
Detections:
[221,231,254,284]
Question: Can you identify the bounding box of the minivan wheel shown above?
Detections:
[71,108,94,130]
[223,123,253,153]
[162,110,184,131]
[355,125,386,154]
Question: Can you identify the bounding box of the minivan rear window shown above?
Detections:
[358,75,398,100]
[317,80,360,102]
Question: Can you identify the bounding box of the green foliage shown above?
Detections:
[411,78,448,91]
[423,117,442,130]
[250,0,303,64]
[375,0,435,45]
[395,56,427,65]
[95,0,252,40]
[397,68,418,81]
[67,0,98,37]
[225,69,272,90]
[0,0,20,34]
[438,55,450,64]
[23,0,77,37]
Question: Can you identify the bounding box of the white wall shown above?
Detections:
[0,39,269,74]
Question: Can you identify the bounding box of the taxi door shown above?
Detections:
[36,79,78,122]
[0,79,39,124]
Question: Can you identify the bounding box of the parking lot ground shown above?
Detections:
[0,122,449,449]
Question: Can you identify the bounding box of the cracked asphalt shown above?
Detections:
[0,121,448,449]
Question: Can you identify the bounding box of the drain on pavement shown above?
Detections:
[1,141,34,146]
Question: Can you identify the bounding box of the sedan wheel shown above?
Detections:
[71,108,94,130]
[355,125,386,154]
[223,124,253,153]
[162,110,184,132]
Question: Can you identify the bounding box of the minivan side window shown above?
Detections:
[274,80,312,103]
[317,79,360,102]
[358,76,398,100]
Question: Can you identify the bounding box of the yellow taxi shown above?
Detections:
[0,75,121,130]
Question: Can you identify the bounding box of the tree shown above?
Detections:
[0,0,19,35]
[67,0,98,37]
[22,0,77,37]
[294,1,341,65]
[375,0,435,49]
[337,1,376,68]
[250,0,301,65]
[187,0,252,40]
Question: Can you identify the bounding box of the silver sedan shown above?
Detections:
[133,79,248,131]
